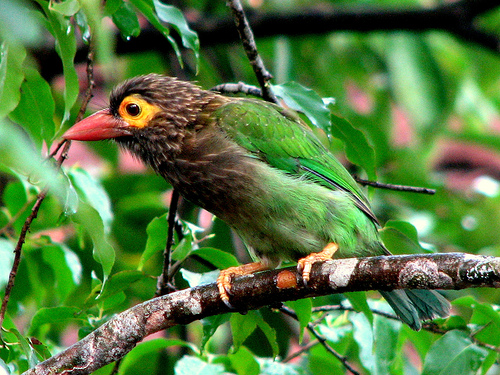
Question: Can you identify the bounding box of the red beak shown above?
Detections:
[63,109,132,141]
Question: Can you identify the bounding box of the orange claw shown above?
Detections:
[297,242,339,285]
[217,262,269,308]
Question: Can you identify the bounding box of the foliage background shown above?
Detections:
[1,0,500,374]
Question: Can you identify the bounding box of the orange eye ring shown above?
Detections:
[118,94,162,129]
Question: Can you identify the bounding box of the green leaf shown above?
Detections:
[373,308,401,375]
[344,291,373,326]
[228,346,260,375]
[121,338,198,374]
[379,220,427,255]
[68,168,113,231]
[153,0,199,66]
[285,299,311,343]
[0,41,26,118]
[72,201,115,280]
[422,330,488,375]
[9,66,55,149]
[253,312,279,357]
[95,270,146,302]
[0,120,68,201]
[230,312,257,353]
[174,356,226,375]
[41,244,80,301]
[112,1,141,40]
[180,269,219,288]
[386,33,447,138]
[350,312,374,373]
[49,0,81,16]
[329,112,376,180]
[171,237,195,262]
[129,0,191,68]
[29,306,83,333]
[272,82,331,132]
[201,314,230,351]
[36,0,78,124]
[139,214,168,270]
[191,247,240,269]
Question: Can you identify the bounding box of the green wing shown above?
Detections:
[214,98,378,224]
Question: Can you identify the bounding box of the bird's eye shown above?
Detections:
[125,103,141,117]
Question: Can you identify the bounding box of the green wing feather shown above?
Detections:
[214,99,378,224]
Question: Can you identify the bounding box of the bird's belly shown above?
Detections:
[168,158,382,263]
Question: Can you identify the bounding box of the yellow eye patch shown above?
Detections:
[118,94,162,129]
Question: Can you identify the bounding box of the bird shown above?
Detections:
[63,73,450,330]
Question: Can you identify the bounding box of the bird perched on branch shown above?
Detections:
[63,74,450,330]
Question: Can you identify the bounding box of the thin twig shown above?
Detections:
[0,197,37,237]
[280,306,360,375]
[156,189,180,296]
[355,177,436,195]
[282,340,319,363]
[226,0,278,104]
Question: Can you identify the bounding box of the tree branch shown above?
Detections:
[226,0,277,103]
[23,253,500,374]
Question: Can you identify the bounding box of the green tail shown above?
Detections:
[379,290,450,331]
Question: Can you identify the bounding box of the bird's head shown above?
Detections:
[63,74,221,159]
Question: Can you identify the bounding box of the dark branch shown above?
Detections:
[355,178,436,195]
[280,305,360,375]
[210,82,263,97]
[226,0,277,103]
[156,189,180,296]
[23,253,500,374]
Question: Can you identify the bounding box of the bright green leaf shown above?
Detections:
[36,0,78,124]
[72,201,115,280]
[285,299,312,343]
[228,346,260,375]
[230,312,257,353]
[129,0,182,67]
[422,330,487,375]
[121,338,198,374]
[153,0,199,66]
[139,214,168,270]
[180,269,219,288]
[344,291,373,326]
[192,247,240,269]
[201,314,230,351]
[29,306,83,333]
[41,244,80,301]
[112,1,141,39]
[68,167,113,231]
[95,270,146,302]
[379,220,427,255]
[272,82,331,132]
[329,112,376,180]
[9,66,55,149]
[0,41,25,118]
[49,0,81,16]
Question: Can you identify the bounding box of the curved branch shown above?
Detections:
[24,253,500,374]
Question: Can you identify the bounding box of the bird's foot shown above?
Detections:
[217,262,269,308]
[297,242,339,286]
